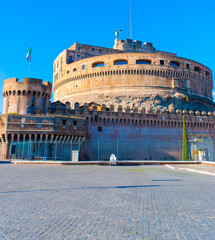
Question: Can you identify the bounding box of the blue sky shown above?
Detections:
[0,0,215,112]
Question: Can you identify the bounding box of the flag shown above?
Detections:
[26,47,31,62]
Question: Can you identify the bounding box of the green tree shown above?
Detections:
[182,115,189,160]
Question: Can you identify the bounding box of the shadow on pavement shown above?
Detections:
[0,185,161,194]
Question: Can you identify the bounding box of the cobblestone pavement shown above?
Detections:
[0,165,214,240]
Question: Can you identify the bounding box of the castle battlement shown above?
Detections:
[49,102,215,130]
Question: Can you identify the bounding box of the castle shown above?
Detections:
[0,37,214,161]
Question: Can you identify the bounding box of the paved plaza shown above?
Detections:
[0,165,214,240]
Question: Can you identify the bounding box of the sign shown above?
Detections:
[194,150,199,154]
[72,151,79,162]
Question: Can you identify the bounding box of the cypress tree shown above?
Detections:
[182,115,189,160]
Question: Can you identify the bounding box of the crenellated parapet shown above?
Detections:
[49,102,215,130]
[2,78,52,115]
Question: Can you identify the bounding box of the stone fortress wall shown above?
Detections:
[50,102,215,136]
[53,41,214,112]
[49,102,215,160]
[3,78,52,115]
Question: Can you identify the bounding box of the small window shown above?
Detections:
[194,66,201,72]
[61,57,63,64]
[92,48,94,51]
[114,60,128,65]
[68,56,73,63]
[62,120,66,125]
[73,68,77,72]
[205,71,209,76]
[82,64,85,70]
[73,121,77,126]
[98,126,102,132]
[186,63,190,69]
[170,61,180,67]
[136,59,151,65]
[160,60,164,65]
[92,62,105,68]
[67,71,69,74]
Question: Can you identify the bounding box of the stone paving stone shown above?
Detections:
[0,165,214,239]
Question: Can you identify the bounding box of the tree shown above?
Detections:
[182,115,189,160]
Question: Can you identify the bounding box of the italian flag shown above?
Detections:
[26,47,31,62]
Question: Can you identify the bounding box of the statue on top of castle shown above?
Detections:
[113,30,122,41]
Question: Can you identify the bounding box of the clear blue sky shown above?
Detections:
[0,0,215,112]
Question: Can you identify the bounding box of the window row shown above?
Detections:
[73,60,210,76]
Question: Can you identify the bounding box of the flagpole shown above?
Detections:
[130,0,132,39]
[28,45,32,78]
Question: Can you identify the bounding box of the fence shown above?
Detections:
[9,141,80,161]
[3,139,215,162]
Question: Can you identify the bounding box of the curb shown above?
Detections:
[165,164,215,177]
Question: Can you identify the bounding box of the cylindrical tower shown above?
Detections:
[53,50,214,112]
[2,78,52,114]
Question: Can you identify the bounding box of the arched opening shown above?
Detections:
[14,134,18,142]
[31,134,35,141]
[20,134,24,142]
[7,134,12,142]
[36,134,40,141]
[42,134,46,141]
[194,66,201,72]
[92,61,105,68]
[48,134,52,141]
[136,59,151,65]
[114,59,128,65]
[25,134,29,141]
[170,61,180,67]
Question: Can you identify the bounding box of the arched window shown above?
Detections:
[170,61,180,67]
[136,59,151,65]
[114,59,128,65]
[92,62,105,68]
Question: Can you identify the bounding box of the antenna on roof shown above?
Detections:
[130,0,132,39]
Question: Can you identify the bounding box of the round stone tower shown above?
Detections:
[2,78,52,115]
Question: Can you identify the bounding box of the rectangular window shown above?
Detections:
[160,60,164,65]
[82,64,85,70]
[68,56,73,63]
[186,63,190,69]
[98,126,102,132]
[62,120,66,125]
[73,121,77,126]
